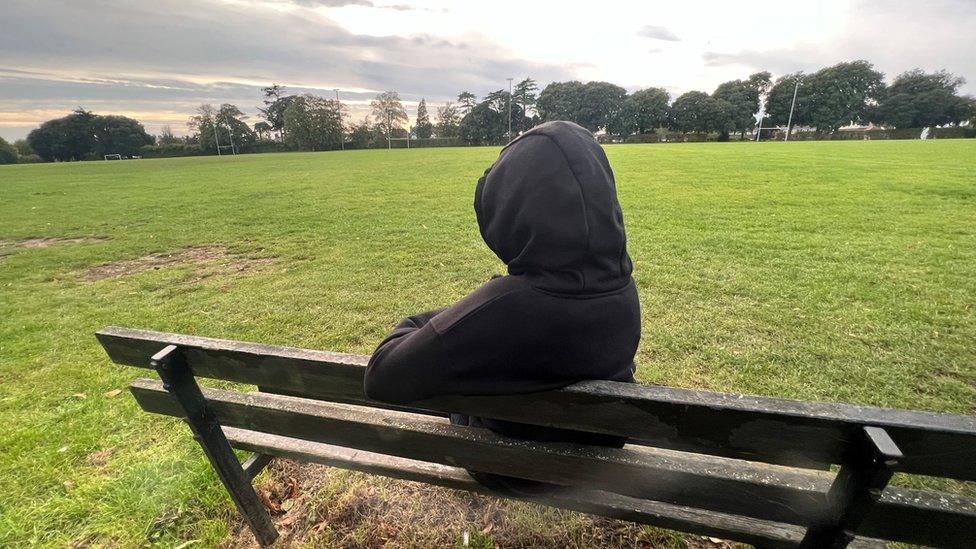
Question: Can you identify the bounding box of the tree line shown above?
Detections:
[5,59,974,163]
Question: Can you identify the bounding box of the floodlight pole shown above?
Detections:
[334,89,344,150]
[388,112,392,149]
[507,77,514,139]
[785,78,801,142]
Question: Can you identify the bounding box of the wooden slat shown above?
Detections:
[129,380,976,546]
[130,378,829,527]
[98,326,976,479]
[223,427,889,549]
[241,453,273,481]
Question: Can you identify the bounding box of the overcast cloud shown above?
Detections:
[1,0,974,140]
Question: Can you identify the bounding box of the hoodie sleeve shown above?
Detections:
[363,308,454,403]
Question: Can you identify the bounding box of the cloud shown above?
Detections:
[637,25,680,42]
[701,0,976,92]
[0,0,573,137]
[285,0,374,7]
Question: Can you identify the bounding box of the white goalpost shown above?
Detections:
[104,154,122,161]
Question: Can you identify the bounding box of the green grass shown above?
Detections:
[1,140,974,546]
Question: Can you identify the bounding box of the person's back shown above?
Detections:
[364,120,640,492]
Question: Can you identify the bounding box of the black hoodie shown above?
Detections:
[364,120,640,431]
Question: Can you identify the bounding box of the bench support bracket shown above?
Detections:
[800,426,902,548]
[152,345,278,547]
[242,452,274,481]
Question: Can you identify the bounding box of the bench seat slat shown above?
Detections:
[129,379,976,546]
[222,427,886,549]
[99,326,976,479]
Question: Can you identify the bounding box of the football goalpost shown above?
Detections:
[104,154,122,161]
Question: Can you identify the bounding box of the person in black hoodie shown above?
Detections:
[364,120,640,493]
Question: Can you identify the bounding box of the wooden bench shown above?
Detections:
[97,326,976,548]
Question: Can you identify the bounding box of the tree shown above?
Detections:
[536,81,585,125]
[283,94,344,151]
[459,102,506,144]
[876,69,973,128]
[806,61,885,131]
[28,109,97,161]
[27,109,152,161]
[216,104,256,151]
[188,104,255,153]
[0,137,17,164]
[13,139,33,157]
[482,89,525,137]
[484,90,509,113]
[415,98,433,139]
[259,84,293,137]
[712,71,771,139]
[765,73,806,132]
[669,91,732,135]
[346,118,384,149]
[457,91,477,114]
[767,61,885,132]
[253,121,273,140]
[435,102,461,138]
[157,125,181,145]
[370,91,408,136]
[623,87,670,134]
[187,104,218,150]
[513,78,539,118]
[94,115,156,155]
[580,82,628,133]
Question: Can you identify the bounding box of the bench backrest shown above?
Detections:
[97,326,976,547]
[98,326,976,478]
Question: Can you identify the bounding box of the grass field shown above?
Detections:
[1,140,974,547]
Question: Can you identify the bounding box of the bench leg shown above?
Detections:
[799,426,902,548]
[242,452,274,481]
[152,345,279,547]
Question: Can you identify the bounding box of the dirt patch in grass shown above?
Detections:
[85,447,115,468]
[0,236,108,249]
[82,245,275,282]
[0,236,109,261]
[219,459,731,548]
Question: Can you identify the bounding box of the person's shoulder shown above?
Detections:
[429,275,531,334]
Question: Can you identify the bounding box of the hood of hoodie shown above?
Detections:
[474,120,633,294]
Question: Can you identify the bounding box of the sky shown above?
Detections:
[2,0,975,141]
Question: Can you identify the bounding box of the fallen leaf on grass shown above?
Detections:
[281,498,294,511]
[286,475,300,499]
[259,487,282,513]
[278,515,296,527]
[58,445,69,453]
[104,389,122,398]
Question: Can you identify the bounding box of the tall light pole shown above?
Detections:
[785,78,801,142]
[334,88,344,150]
[506,77,513,140]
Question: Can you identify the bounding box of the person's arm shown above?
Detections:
[363,308,452,403]
[395,308,445,329]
